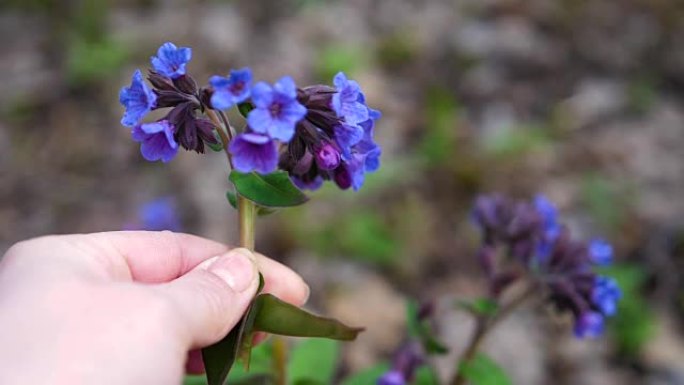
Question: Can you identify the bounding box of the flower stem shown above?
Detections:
[238,195,256,250]
[272,336,288,385]
[450,285,536,385]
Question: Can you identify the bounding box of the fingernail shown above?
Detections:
[209,248,256,292]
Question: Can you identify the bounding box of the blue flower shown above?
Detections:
[592,276,621,316]
[377,370,406,385]
[229,132,279,174]
[247,76,307,142]
[334,123,364,159]
[332,72,369,125]
[210,68,252,110]
[119,70,156,127]
[139,198,182,232]
[589,239,613,266]
[534,195,561,260]
[151,42,192,79]
[131,120,178,163]
[574,311,605,339]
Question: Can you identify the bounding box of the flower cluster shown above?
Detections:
[472,194,622,338]
[119,42,381,191]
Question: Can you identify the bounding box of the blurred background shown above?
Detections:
[2,0,684,383]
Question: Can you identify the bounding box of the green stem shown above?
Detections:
[238,195,256,250]
[450,285,536,385]
[272,336,288,385]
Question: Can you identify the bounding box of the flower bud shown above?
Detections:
[315,143,341,170]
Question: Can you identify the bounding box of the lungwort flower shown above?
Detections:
[131,120,178,163]
[247,76,307,142]
[471,194,622,339]
[151,42,192,79]
[210,68,253,110]
[119,70,156,127]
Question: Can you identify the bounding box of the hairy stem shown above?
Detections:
[450,285,536,385]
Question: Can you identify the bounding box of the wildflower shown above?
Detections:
[377,371,406,385]
[119,70,157,127]
[210,68,253,110]
[151,42,192,79]
[332,72,369,125]
[588,239,613,266]
[471,194,622,338]
[592,276,621,316]
[279,72,381,191]
[229,133,279,174]
[574,311,604,339]
[248,76,307,142]
[131,120,178,163]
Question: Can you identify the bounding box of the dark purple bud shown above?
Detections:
[315,143,341,170]
[147,71,176,91]
[195,119,219,145]
[293,150,314,175]
[334,166,352,190]
[477,245,496,277]
[154,90,192,109]
[173,74,198,95]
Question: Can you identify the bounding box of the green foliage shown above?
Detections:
[457,298,499,318]
[414,366,440,385]
[238,102,255,118]
[407,301,449,355]
[418,88,460,166]
[580,174,632,232]
[601,264,656,357]
[252,294,364,340]
[287,339,339,385]
[482,124,552,159]
[341,363,391,385]
[230,171,309,208]
[226,191,278,216]
[459,354,512,385]
[67,38,129,86]
[315,44,367,81]
[309,210,400,266]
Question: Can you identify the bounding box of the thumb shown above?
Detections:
[157,248,259,348]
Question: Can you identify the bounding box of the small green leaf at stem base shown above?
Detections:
[459,354,512,385]
[229,171,308,208]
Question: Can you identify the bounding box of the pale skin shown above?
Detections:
[0,231,310,385]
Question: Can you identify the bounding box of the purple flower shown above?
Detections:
[139,198,182,231]
[589,239,613,266]
[592,276,621,316]
[315,143,341,170]
[151,42,192,79]
[229,133,279,174]
[377,371,406,385]
[574,311,605,339]
[119,70,157,127]
[334,123,364,159]
[131,120,178,163]
[534,195,561,260]
[210,68,252,110]
[332,72,369,125]
[247,76,307,142]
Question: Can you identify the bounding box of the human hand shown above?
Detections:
[0,231,309,385]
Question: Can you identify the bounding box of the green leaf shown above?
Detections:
[238,102,255,118]
[459,354,512,385]
[252,294,364,340]
[414,366,440,385]
[229,171,308,208]
[226,190,280,216]
[406,301,449,355]
[340,363,391,385]
[202,275,266,385]
[208,138,225,152]
[288,339,339,385]
[457,298,499,317]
